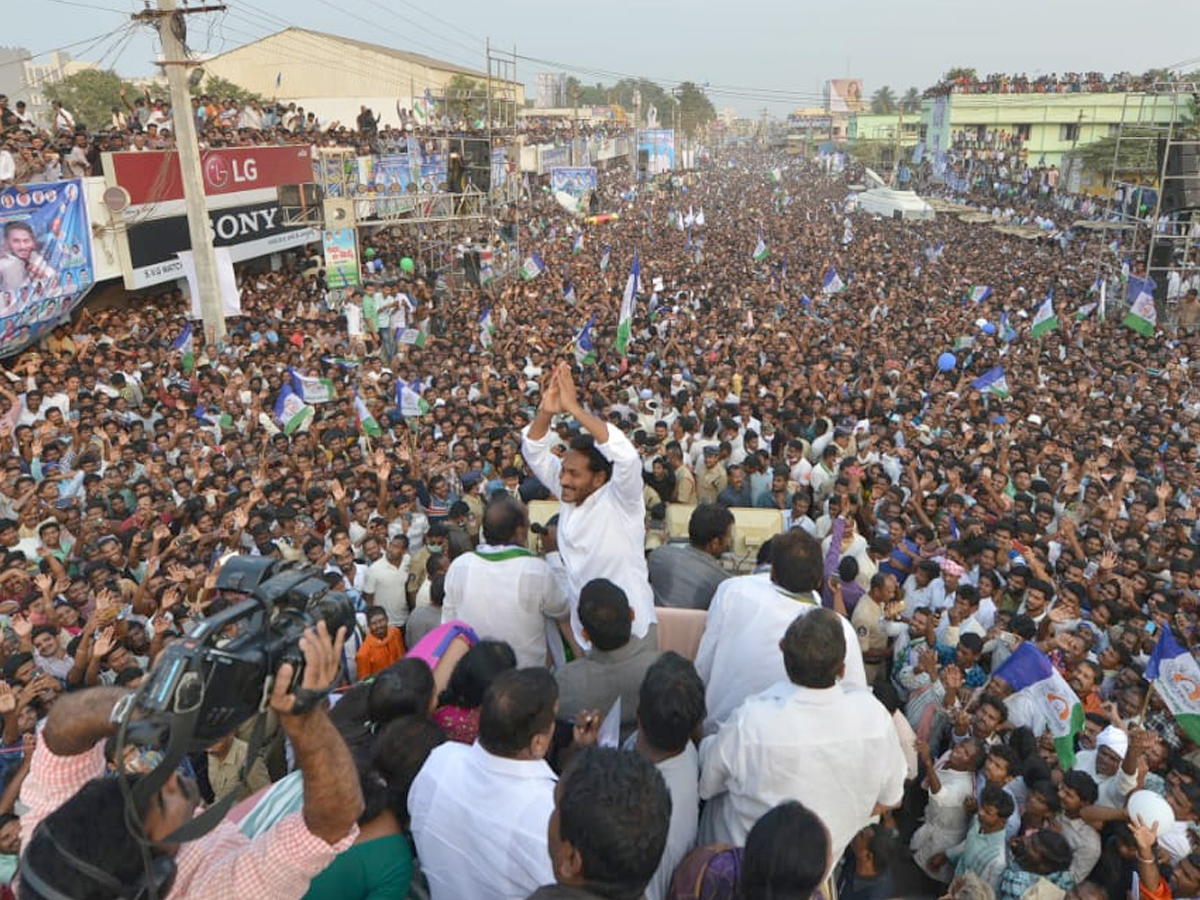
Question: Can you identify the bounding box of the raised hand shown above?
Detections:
[0,681,16,715]
[92,627,117,658]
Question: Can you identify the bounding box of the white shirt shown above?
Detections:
[694,573,868,734]
[698,680,907,865]
[646,742,700,900]
[364,554,412,626]
[522,423,656,647]
[409,741,556,900]
[442,544,570,668]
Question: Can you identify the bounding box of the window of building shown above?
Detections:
[1060,123,1080,142]
[1015,123,1032,141]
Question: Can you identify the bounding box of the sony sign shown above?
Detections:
[124,200,316,289]
[209,206,278,241]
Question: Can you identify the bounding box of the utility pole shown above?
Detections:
[630,88,641,184]
[135,0,228,345]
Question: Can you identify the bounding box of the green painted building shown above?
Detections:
[914,91,1181,168]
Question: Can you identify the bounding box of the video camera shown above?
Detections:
[127,556,356,752]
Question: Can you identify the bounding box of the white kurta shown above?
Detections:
[911,766,976,881]
[443,544,570,668]
[409,741,556,900]
[521,424,657,646]
[698,681,907,867]
[694,573,868,734]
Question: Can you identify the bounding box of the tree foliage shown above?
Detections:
[194,74,265,104]
[870,86,897,114]
[43,69,128,131]
[443,74,487,124]
[544,74,714,133]
[901,87,921,114]
[942,67,978,83]
[676,81,715,137]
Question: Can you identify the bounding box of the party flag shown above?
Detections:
[575,315,597,366]
[273,384,314,434]
[971,366,1010,399]
[397,378,431,417]
[615,253,640,357]
[1147,627,1200,745]
[479,306,495,349]
[289,368,336,404]
[171,322,195,373]
[1123,287,1157,337]
[822,268,845,294]
[1030,290,1059,338]
[753,237,769,262]
[353,389,382,437]
[396,328,427,348]
[520,252,546,281]
[993,643,1084,769]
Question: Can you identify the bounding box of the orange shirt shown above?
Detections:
[355,627,405,680]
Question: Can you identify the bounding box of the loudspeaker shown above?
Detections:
[447,152,464,194]
[461,139,491,191]
[1158,144,1200,212]
[278,183,322,207]
[462,249,481,287]
[637,149,649,173]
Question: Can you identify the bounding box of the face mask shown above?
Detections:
[429,543,444,554]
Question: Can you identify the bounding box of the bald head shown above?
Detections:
[482,496,527,546]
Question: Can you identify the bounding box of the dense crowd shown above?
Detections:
[0,133,1196,900]
[0,90,634,188]
[924,71,1183,97]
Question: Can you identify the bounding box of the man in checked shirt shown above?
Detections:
[15,622,363,900]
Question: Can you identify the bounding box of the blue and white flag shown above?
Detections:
[520,252,546,281]
[289,368,336,404]
[969,285,993,303]
[971,366,1010,399]
[572,233,583,255]
[599,246,610,273]
[170,322,195,372]
[992,643,1084,768]
[1146,627,1200,746]
[397,378,431,418]
[479,306,495,349]
[822,268,845,294]
[564,284,577,306]
[274,384,314,434]
[575,315,597,366]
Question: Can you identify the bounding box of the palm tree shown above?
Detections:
[870,86,897,115]
[901,87,921,114]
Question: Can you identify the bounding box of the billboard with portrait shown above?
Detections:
[550,167,597,201]
[638,129,676,175]
[826,78,865,113]
[0,179,93,358]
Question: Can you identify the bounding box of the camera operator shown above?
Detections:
[16,622,363,900]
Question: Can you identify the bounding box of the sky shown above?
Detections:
[6,0,1200,118]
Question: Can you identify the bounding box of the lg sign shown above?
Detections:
[203,155,259,189]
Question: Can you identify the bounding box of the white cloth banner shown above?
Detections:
[179,248,243,321]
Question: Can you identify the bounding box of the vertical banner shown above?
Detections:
[0,179,94,357]
[179,248,243,320]
[323,228,361,289]
[637,129,676,174]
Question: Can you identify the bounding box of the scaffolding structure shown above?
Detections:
[293,45,529,294]
[1102,84,1200,314]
